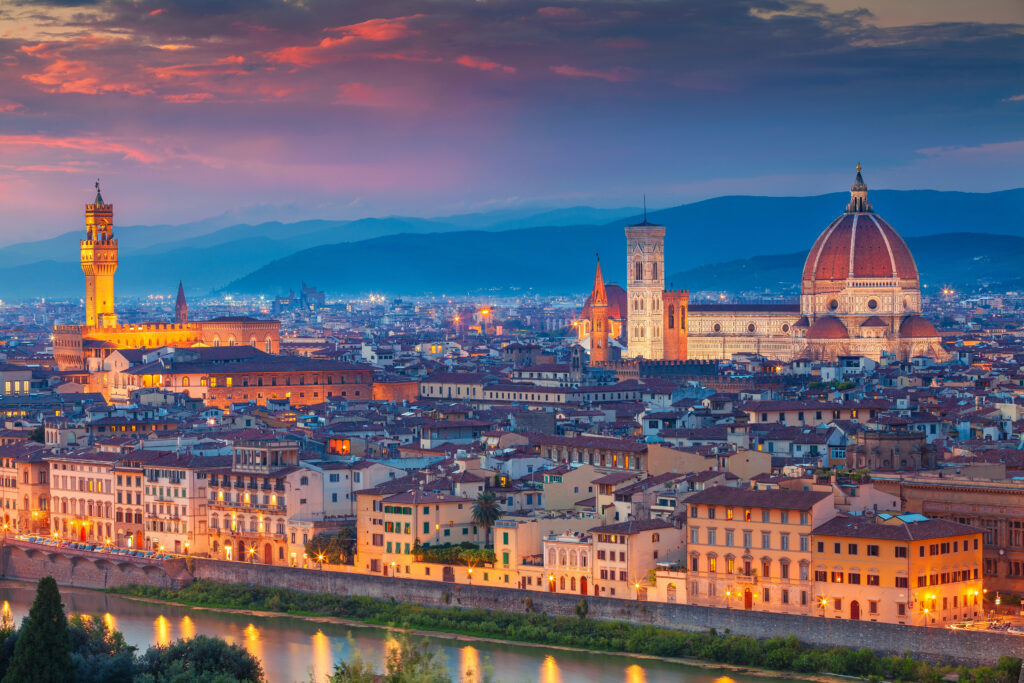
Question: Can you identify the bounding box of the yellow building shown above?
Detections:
[810,513,983,626]
[54,183,280,373]
[685,486,836,614]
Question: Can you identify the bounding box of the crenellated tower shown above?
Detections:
[81,180,118,328]
[588,254,610,364]
[625,209,665,359]
[662,289,689,360]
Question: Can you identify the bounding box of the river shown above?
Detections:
[0,580,806,683]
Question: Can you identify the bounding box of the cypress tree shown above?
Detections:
[2,576,73,683]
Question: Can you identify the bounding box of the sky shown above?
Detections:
[0,0,1022,243]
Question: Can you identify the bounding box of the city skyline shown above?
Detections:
[0,0,1022,240]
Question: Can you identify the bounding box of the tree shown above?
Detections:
[134,635,264,682]
[1,576,73,683]
[471,491,502,547]
[305,527,357,565]
[330,632,450,683]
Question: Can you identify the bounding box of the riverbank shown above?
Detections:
[109,588,842,683]
[108,580,1023,682]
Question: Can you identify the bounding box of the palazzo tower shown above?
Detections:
[625,213,665,359]
[588,255,610,364]
[81,181,118,328]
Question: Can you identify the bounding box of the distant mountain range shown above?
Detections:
[1,189,1021,299]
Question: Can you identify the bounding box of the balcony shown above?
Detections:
[735,571,758,585]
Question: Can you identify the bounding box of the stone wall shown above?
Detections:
[193,558,1024,668]
[0,542,191,591]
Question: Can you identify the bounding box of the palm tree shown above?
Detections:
[472,491,502,547]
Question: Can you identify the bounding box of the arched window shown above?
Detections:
[250,336,257,347]
[652,262,658,280]
[634,261,643,281]
[569,550,577,566]
[559,549,567,566]
[581,552,588,568]
[212,337,220,347]
[570,577,576,591]
[548,549,556,566]
[559,576,566,590]
[265,337,272,353]
[668,305,674,329]
[182,376,190,387]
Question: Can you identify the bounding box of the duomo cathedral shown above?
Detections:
[578,167,946,363]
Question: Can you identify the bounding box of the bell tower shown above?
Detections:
[175,281,188,324]
[588,254,610,364]
[625,203,665,359]
[81,180,118,328]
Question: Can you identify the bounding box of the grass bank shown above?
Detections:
[109,580,1020,683]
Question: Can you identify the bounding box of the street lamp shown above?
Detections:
[819,596,828,618]
[248,547,256,564]
[317,553,325,571]
[184,540,190,556]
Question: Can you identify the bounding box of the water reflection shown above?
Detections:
[103,612,117,634]
[461,645,481,683]
[312,630,332,682]
[0,581,804,683]
[154,615,170,647]
[541,654,562,683]
[243,623,263,665]
[626,664,647,683]
[181,615,195,640]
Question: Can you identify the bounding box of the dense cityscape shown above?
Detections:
[2,0,1023,681]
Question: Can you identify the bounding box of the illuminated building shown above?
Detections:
[53,184,281,372]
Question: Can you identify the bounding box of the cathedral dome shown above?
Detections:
[582,284,627,319]
[802,168,918,285]
[899,315,939,338]
[806,316,849,339]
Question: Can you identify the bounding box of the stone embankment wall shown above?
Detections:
[2,544,1019,668]
[192,559,1024,668]
[0,541,191,590]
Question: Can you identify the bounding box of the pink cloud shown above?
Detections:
[1004,94,1024,102]
[20,42,154,96]
[149,8,166,16]
[326,15,424,41]
[163,92,214,103]
[550,64,632,82]
[268,15,424,67]
[537,7,582,19]
[456,55,515,74]
[0,102,23,113]
[0,134,162,163]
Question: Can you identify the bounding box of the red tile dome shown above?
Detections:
[806,316,849,339]
[899,315,939,338]
[802,169,918,284]
[582,284,627,319]
[803,213,918,282]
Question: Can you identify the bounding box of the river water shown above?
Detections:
[0,581,804,683]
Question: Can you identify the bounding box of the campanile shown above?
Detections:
[625,215,665,359]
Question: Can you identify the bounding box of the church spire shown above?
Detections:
[846,163,872,213]
[591,253,608,307]
[94,178,104,205]
[174,281,188,324]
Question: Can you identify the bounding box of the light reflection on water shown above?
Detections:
[0,581,804,683]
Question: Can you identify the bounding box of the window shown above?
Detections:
[847,543,858,555]
[866,544,879,556]
[761,532,771,549]
[895,576,908,588]
[867,574,880,586]
[895,546,908,558]
[814,570,827,582]
[848,573,860,585]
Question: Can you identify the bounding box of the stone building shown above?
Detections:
[53,184,281,371]
[577,167,946,363]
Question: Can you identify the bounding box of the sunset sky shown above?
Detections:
[1,0,1022,242]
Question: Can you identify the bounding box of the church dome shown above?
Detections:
[582,283,627,319]
[899,315,939,338]
[807,316,849,339]
[802,168,918,284]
